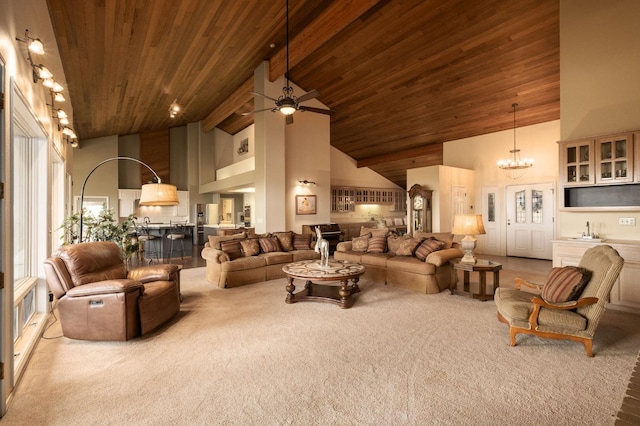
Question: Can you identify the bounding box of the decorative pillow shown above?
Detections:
[292,233,313,250]
[387,235,408,254]
[219,239,243,260]
[239,238,261,257]
[366,236,387,253]
[541,267,592,303]
[259,237,282,253]
[207,232,247,250]
[414,238,446,261]
[360,226,389,238]
[414,232,454,249]
[352,234,371,252]
[273,231,294,251]
[395,238,424,256]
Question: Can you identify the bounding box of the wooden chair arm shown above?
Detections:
[515,278,543,291]
[528,296,599,329]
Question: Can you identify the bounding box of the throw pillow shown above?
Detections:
[259,237,282,253]
[207,232,247,250]
[387,234,407,254]
[360,226,389,238]
[352,234,371,252]
[239,238,261,257]
[414,238,446,261]
[395,237,424,256]
[414,232,454,249]
[541,266,592,303]
[292,233,313,250]
[219,239,243,260]
[366,236,387,253]
[273,231,294,251]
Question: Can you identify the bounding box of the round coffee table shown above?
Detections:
[283,260,365,309]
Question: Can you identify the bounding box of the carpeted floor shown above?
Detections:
[3,266,640,425]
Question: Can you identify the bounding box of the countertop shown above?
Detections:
[144,223,195,229]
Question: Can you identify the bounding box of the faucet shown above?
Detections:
[586,221,590,237]
[144,216,150,225]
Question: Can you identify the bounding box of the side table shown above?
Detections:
[450,258,502,301]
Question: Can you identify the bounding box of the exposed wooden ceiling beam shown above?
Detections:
[269,0,384,82]
[357,143,443,168]
[202,78,254,133]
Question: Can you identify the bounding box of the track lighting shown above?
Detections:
[169,99,180,118]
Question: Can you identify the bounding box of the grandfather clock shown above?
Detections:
[408,184,432,234]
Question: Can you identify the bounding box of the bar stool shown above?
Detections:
[167,220,187,261]
[136,223,160,263]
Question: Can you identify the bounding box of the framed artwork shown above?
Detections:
[237,138,249,155]
[296,195,317,215]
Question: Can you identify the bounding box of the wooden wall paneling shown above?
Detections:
[140,129,170,184]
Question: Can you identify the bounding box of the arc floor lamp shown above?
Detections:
[78,156,179,242]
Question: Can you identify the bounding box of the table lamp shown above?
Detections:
[452,214,486,264]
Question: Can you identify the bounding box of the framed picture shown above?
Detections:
[237,138,249,155]
[296,195,317,215]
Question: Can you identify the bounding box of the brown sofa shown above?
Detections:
[44,241,181,341]
[334,228,463,294]
[201,231,320,288]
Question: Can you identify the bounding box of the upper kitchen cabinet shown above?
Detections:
[559,139,594,186]
[596,133,633,184]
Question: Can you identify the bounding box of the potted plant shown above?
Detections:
[58,205,139,261]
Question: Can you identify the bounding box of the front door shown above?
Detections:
[506,183,554,260]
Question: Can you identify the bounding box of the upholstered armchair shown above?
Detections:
[494,245,624,357]
[44,241,181,341]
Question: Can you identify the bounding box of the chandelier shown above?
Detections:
[497,103,533,179]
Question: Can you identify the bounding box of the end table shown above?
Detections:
[450,258,502,301]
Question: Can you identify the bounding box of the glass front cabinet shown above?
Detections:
[596,133,633,183]
[560,139,594,186]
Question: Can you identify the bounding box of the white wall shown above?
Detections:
[558,0,640,241]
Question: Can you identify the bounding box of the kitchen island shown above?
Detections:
[142,223,196,260]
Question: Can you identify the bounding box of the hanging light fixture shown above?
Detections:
[497,103,533,179]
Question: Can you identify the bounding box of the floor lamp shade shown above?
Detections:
[452,214,486,263]
[139,183,179,206]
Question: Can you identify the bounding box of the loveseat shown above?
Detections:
[201,231,320,288]
[333,228,463,294]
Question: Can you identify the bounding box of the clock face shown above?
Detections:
[413,195,423,210]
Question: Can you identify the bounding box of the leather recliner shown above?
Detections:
[44,241,181,341]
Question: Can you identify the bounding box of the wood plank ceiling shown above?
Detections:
[47,0,559,188]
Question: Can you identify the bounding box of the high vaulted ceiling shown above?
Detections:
[47,0,559,188]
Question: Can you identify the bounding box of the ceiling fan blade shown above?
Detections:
[297,89,320,103]
[242,107,276,116]
[300,106,335,116]
[286,114,294,125]
[250,91,278,102]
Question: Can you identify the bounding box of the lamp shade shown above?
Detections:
[139,183,179,206]
[452,214,486,236]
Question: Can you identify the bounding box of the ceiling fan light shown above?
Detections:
[280,105,296,115]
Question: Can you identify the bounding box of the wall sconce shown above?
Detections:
[298,180,317,186]
[169,99,180,118]
[16,29,44,55]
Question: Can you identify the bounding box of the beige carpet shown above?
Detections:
[3,267,640,425]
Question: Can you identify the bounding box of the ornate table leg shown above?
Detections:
[351,276,361,294]
[338,278,351,308]
[285,277,296,304]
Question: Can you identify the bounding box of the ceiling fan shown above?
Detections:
[244,0,334,124]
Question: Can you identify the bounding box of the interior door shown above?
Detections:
[506,183,554,260]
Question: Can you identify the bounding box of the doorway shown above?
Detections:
[506,183,555,260]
